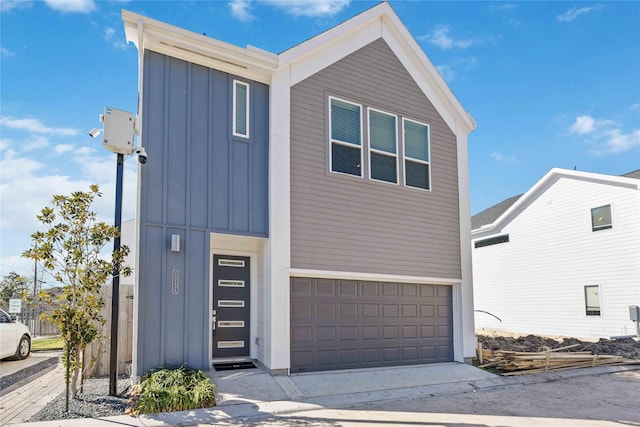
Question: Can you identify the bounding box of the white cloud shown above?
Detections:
[54,144,74,154]
[0,138,12,151]
[599,128,640,154]
[490,151,518,164]
[229,0,255,22]
[419,25,489,50]
[569,115,596,134]
[1,47,15,58]
[23,135,50,151]
[567,114,640,155]
[104,27,127,50]
[0,116,79,136]
[557,6,601,23]
[435,57,477,82]
[0,1,33,13]
[43,0,96,13]
[261,0,349,17]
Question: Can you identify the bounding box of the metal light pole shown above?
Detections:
[91,106,138,397]
[109,152,125,396]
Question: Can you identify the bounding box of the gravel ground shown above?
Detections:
[29,376,130,422]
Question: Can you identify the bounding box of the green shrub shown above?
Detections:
[127,366,216,415]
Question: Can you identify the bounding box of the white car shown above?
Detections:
[0,308,31,360]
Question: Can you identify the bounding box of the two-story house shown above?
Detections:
[122,2,477,378]
[472,168,640,339]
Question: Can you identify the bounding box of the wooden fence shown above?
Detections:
[85,284,134,377]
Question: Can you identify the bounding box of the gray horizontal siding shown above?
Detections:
[290,38,461,279]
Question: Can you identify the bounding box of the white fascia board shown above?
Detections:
[289,268,461,286]
[471,167,640,236]
[278,2,476,137]
[122,10,278,84]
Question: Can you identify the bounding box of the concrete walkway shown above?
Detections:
[3,362,639,426]
[0,363,64,426]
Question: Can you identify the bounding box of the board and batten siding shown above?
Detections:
[290,38,461,279]
[136,50,269,375]
[473,176,640,339]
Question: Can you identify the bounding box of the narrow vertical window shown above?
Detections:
[584,285,601,316]
[330,97,362,177]
[233,80,249,138]
[369,109,398,184]
[403,118,431,190]
[591,205,612,231]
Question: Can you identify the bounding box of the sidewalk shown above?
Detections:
[0,363,64,426]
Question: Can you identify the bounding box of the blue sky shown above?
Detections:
[1,0,639,279]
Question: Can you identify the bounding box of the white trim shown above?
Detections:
[368,107,399,185]
[288,268,461,286]
[329,96,364,178]
[267,67,292,371]
[402,117,431,191]
[232,80,250,138]
[122,10,278,85]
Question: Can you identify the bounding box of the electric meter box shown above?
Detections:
[630,305,640,322]
[102,106,135,155]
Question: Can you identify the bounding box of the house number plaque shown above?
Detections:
[171,269,179,295]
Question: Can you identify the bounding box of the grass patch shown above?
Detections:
[31,336,64,351]
[127,366,216,415]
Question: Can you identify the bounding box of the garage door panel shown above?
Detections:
[290,278,454,373]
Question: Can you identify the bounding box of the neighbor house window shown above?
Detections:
[584,285,601,316]
[369,109,398,184]
[233,80,249,138]
[403,118,431,190]
[474,234,510,248]
[591,205,612,231]
[330,97,362,177]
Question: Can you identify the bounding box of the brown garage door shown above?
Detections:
[290,278,453,373]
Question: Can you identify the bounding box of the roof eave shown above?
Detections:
[122,9,279,84]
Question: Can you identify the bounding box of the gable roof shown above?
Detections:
[472,168,640,234]
[278,2,476,136]
[123,2,475,135]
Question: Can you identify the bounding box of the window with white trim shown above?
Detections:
[584,285,601,316]
[403,118,431,190]
[330,97,362,177]
[233,80,249,138]
[369,108,398,184]
[591,204,612,232]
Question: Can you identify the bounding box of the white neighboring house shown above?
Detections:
[471,168,640,340]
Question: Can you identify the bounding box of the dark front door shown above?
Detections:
[212,255,250,358]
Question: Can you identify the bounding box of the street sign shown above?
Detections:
[8,298,21,313]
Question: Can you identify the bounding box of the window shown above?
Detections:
[330,97,362,177]
[233,80,249,138]
[369,109,398,184]
[474,234,509,248]
[403,118,431,190]
[584,285,601,316]
[591,205,612,231]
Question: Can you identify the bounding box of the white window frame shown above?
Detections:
[591,204,612,232]
[368,107,399,185]
[233,80,250,138]
[402,117,432,191]
[584,284,602,317]
[329,96,363,178]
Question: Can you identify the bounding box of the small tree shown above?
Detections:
[22,185,131,407]
[0,271,30,299]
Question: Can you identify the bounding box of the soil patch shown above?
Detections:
[477,334,640,360]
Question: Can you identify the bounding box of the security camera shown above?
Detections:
[134,147,148,164]
[89,128,101,138]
